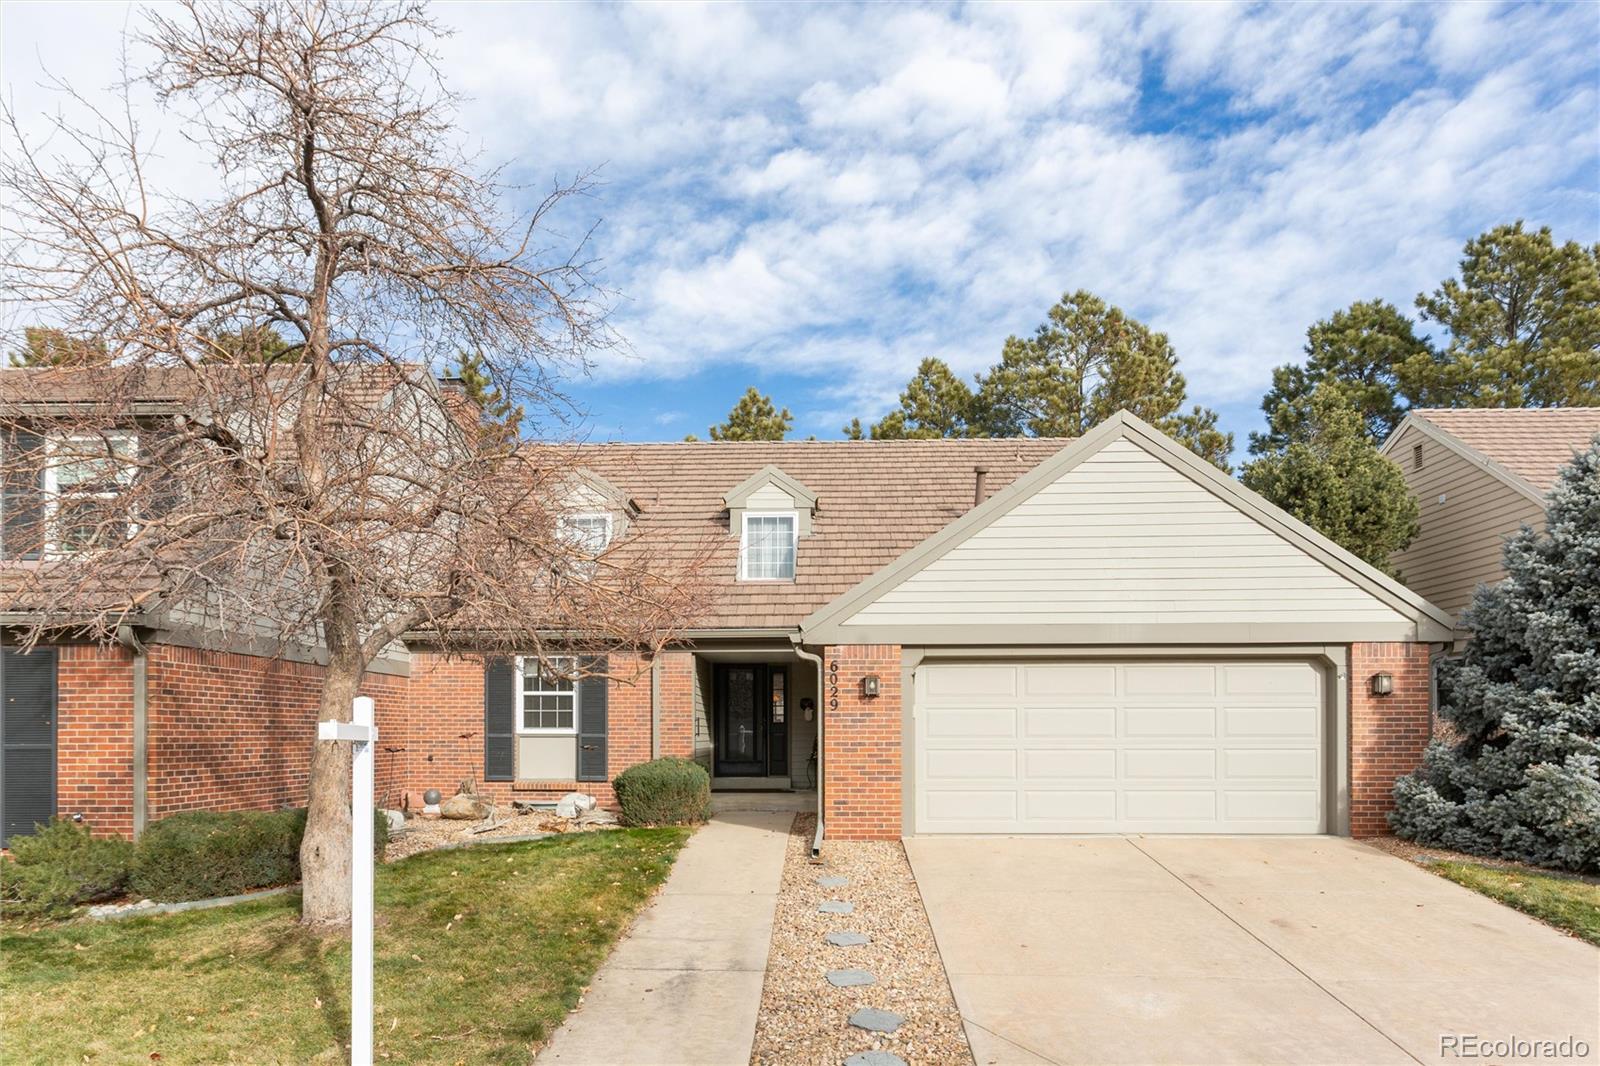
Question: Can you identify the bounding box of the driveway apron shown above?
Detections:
[536,811,792,1065]
[906,835,1599,1066]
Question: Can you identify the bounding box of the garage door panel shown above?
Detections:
[1024,749,1116,780]
[1123,705,1216,737]
[1122,748,1216,780]
[916,660,1324,834]
[1024,707,1116,737]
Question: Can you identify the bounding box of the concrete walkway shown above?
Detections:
[536,811,792,1065]
[908,835,1600,1065]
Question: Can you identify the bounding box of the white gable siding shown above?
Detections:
[745,482,799,510]
[846,438,1410,627]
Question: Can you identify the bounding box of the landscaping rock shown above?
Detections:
[439,794,493,820]
[826,969,876,987]
[818,900,854,915]
[381,809,406,832]
[826,931,870,947]
[555,791,597,819]
[817,874,849,888]
[848,1007,903,1034]
[844,1053,908,1066]
[577,807,619,826]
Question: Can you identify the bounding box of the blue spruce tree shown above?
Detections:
[1391,439,1600,871]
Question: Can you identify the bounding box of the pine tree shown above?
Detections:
[973,290,1233,469]
[8,326,109,367]
[1391,439,1600,872]
[706,387,792,441]
[203,325,300,363]
[1241,383,1419,571]
[452,350,523,440]
[867,357,979,439]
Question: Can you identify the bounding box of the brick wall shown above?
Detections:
[1349,641,1433,837]
[145,645,408,819]
[657,651,696,758]
[822,644,902,840]
[56,643,136,837]
[394,650,666,810]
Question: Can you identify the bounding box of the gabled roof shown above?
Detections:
[801,411,1457,644]
[1383,408,1600,498]
[723,464,819,512]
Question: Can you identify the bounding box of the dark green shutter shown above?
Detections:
[577,656,608,782]
[2,431,45,561]
[484,659,515,782]
[2,645,58,846]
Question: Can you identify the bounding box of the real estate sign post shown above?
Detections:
[318,696,377,1066]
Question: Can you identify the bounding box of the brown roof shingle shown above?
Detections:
[1411,407,1600,492]
[571,438,1072,630]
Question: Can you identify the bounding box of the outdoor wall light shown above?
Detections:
[860,674,881,698]
[1370,672,1394,696]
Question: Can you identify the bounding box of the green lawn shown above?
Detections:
[1,827,689,1065]
[1430,860,1600,945]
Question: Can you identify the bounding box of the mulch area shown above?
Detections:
[751,814,972,1066]
[1362,834,1600,884]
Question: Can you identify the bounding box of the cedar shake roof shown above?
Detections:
[1410,407,1600,492]
[571,438,1072,630]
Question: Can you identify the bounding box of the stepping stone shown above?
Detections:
[817,874,849,888]
[827,931,870,947]
[818,900,854,915]
[845,1054,907,1066]
[848,1007,904,1034]
[826,969,876,987]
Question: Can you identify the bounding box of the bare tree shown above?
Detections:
[0,1,714,926]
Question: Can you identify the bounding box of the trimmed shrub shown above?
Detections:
[130,807,390,903]
[0,819,134,919]
[613,757,711,826]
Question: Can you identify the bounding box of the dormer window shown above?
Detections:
[741,512,796,581]
[46,432,139,553]
[561,512,612,555]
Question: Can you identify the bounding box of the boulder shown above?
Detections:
[555,791,597,819]
[439,794,494,820]
[381,809,406,832]
[577,807,619,826]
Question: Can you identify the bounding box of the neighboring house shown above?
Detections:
[4,388,1456,846]
[1380,407,1600,618]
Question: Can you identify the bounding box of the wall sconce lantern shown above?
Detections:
[860,674,881,699]
[1370,672,1394,696]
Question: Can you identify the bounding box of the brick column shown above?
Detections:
[1349,642,1432,837]
[822,644,902,840]
[656,650,696,759]
[56,643,136,838]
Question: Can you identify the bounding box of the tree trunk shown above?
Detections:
[299,652,364,927]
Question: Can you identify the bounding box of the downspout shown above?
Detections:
[791,638,825,859]
[115,625,148,838]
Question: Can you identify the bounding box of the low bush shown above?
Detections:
[613,757,711,826]
[130,807,389,903]
[1,819,134,919]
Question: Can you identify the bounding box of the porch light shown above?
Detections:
[861,674,881,699]
[1370,672,1394,696]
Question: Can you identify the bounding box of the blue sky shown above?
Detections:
[4,1,1598,458]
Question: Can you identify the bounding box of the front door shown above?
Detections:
[713,664,791,778]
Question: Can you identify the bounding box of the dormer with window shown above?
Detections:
[2,428,140,560]
[723,465,817,583]
[554,469,636,575]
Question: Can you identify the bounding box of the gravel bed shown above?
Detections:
[384,808,616,861]
[752,814,972,1066]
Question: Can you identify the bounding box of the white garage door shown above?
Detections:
[914,660,1325,834]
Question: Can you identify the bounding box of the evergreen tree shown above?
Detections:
[8,326,108,367]
[842,417,865,440]
[1241,383,1419,572]
[973,290,1233,469]
[1250,300,1433,454]
[866,357,979,439]
[705,387,792,441]
[203,325,300,363]
[1412,222,1600,408]
[1391,440,1600,872]
[452,350,523,440]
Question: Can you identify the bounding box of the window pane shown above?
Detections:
[744,515,795,579]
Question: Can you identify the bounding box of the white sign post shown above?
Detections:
[318,695,377,1066]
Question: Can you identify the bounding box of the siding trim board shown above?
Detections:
[801,413,1456,645]
[1380,415,1547,507]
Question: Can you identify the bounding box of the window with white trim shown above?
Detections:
[516,656,579,734]
[560,512,612,555]
[45,432,138,553]
[740,511,796,581]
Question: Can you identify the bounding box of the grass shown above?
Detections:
[1430,859,1600,945]
[1,827,689,1064]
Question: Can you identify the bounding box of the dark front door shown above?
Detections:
[713,664,790,778]
[2,645,58,847]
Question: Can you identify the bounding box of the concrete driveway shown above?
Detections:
[906,836,1599,1065]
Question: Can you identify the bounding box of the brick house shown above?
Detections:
[4,401,1456,845]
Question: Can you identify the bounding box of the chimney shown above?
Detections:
[973,465,989,507]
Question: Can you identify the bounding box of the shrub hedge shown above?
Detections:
[612,757,711,826]
[0,819,134,919]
